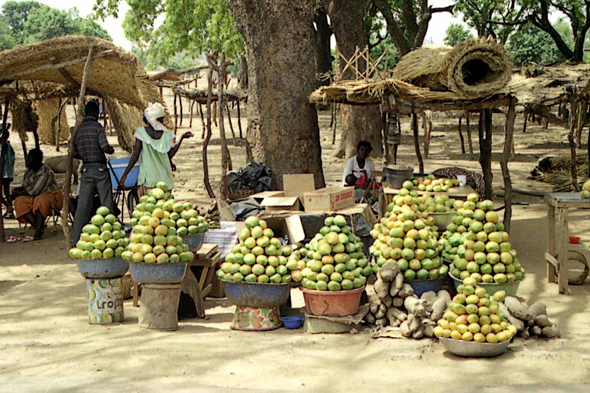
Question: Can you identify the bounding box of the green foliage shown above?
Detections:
[507,24,565,65]
[371,36,400,70]
[132,47,201,71]
[0,1,111,50]
[454,0,521,43]
[444,24,474,46]
[94,0,244,68]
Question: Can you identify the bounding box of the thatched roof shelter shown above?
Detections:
[0,36,164,152]
[0,35,159,109]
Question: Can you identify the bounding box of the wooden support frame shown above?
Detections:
[501,97,517,231]
[411,105,424,174]
[478,109,494,200]
[61,48,94,246]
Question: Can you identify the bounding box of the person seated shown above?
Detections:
[13,149,63,240]
[1,123,15,219]
[343,141,375,188]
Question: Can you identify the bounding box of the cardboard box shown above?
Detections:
[235,214,306,245]
[303,186,355,212]
[252,174,315,212]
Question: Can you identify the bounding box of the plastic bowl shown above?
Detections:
[448,272,524,297]
[222,280,291,308]
[439,337,512,358]
[282,316,304,329]
[406,277,443,297]
[77,258,128,279]
[429,212,455,231]
[569,236,581,244]
[300,286,365,317]
[129,262,187,284]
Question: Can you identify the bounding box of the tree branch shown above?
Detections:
[373,0,411,55]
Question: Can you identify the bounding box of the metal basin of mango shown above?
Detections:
[129,262,188,284]
[77,257,129,279]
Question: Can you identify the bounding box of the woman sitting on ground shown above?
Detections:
[13,148,63,240]
[119,103,192,194]
[343,141,375,188]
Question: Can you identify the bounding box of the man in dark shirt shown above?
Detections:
[72,100,116,244]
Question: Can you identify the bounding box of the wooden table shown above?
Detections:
[544,193,590,294]
[180,244,221,318]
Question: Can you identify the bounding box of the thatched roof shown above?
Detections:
[148,68,182,82]
[0,35,159,110]
[173,87,248,104]
[509,63,590,106]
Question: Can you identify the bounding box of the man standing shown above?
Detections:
[72,100,116,244]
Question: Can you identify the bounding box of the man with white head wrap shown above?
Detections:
[120,103,193,193]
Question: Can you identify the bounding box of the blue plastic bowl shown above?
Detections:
[282,316,304,329]
[407,277,443,297]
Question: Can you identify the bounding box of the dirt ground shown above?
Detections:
[1,93,590,392]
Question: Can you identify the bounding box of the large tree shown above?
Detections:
[373,0,454,55]
[507,23,565,65]
[444,23,474,46]
[228,0,325,188]
[325,0,384,159]
[454,0,523,44]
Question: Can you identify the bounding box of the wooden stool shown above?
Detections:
[180,244,220,318]
[544,193,590,294]
[139,283,182,330]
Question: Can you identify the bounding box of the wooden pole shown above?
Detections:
[522,110,528,133]
[567,88,580,191]
[411,106,424,174]
[218,52,231,197]
[331,104,337,145]
[199,104,206,139]
[189,99,195,128]
[237,101,243,139]
[422,112,429,159]
[501,97,517,232]
[0,101,10,242]
[62,48,94,246]
[179,94,184,127]
[478,109,494,199]
[458,116,466,154]
[202,56,215,198]
[173,93,178,135]
[226,101,237,144]
[465,110,474,157]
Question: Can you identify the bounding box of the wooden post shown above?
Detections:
[567,88,580,191]
[500,97,517,232]
[173,93,178,135]
[237,101,243,139]
[411,106,424,174]
[159,86,163,101]
[422,112,429,159]
[226,101,237,144]
[522,110,528,133]
[199,104,206,139]
[331,104,337,145]
[218,52,230,198]
[458,116,466,154]
[478,109,493,200]
[179,94,184,127]
[556,208,570,294]
[189,99,195,128]
[465,110,474,158]
[0,101,9,243]
[202,56,215,199]
[547,204,556,283]
[62,48,94,246]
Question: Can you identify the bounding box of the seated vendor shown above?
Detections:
[13,149,63,240]
[343,141,375,188]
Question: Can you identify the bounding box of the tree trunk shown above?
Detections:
[478,110,493,200]
[326,0,383,159]
[314,6,332,84]
[228,0,325,190]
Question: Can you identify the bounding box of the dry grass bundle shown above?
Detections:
[530,154,589,191]
[0,36,159,110]
[105,97,143,153]
[392,38,513,98]
[34,98,69,145]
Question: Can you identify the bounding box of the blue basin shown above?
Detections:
[77,258,128,279]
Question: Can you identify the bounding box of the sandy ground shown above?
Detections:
[1,93,590,391]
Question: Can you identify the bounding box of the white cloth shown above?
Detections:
[343,156,375,186]
[144,103,167,131]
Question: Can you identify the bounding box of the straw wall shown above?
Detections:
[34,98,69,145]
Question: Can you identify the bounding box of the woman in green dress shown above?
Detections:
[120,103,192,194]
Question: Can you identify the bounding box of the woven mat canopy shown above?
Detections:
[0,35,159,110]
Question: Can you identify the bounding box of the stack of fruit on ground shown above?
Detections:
[121,183,195,264]
[581,180,590,199]
[369,186,448,280]
[434,278,517,343]
[442,193,526,284]
[411,176,459,193]
[366,261,452,338]
[216,216,301,284]
[498,296,560,339]
[300,215,370,291]
[69,206,128,260]
[130,182,209,236]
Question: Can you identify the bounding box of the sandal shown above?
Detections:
[22,235,35,242]
[7,236,20,243]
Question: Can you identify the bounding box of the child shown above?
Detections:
[0,123,15,218]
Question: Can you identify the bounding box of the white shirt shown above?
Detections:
[343,156,375,185]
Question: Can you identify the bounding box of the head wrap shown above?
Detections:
[144,103,167,131]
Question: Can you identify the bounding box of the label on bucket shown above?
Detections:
[86,278,124,324]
